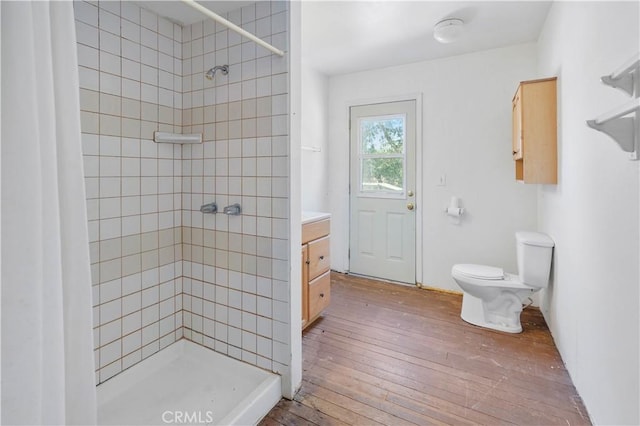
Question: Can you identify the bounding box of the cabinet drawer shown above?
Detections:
[302,219,330,244]
[308,236,330,280]
[308,271,330,320]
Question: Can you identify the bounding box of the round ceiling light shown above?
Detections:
[433,18,465,44]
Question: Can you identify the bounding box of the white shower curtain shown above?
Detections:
[1,1,97,424]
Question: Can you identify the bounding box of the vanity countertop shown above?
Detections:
[302,211,331,225]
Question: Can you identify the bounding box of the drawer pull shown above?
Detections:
[319,255,325,260]
[320,293,325,298]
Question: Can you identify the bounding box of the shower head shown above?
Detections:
[205,65,229,80]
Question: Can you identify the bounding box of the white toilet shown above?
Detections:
[451,231,554,333]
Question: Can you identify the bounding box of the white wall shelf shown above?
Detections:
[586,53,640,160]
[600,52,640,97]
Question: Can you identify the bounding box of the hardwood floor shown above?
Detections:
[260,272,591,425]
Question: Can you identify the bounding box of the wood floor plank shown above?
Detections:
[325,295,556,359]
[326,296,565,362]
[304,365,453,426]
[263,402,318,426]
[304,359,488,426]
[260,272,591,426]
[311,326,573,407]
[301,380,416,426]
[270,399,346,426]
[304,322,578,401]
[303,337,588,425]
[295,386,387,426]
[312,312,570,384]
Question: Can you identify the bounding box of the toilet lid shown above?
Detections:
[453,264,504,280]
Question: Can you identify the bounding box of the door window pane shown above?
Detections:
[361,158,403,193]
[361,117,405,154]
[358,114,406,196]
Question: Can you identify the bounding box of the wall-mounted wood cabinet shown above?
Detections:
[512,77,558,184]
[302,215,331,329]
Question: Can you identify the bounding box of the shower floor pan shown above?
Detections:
[97,340,281,425]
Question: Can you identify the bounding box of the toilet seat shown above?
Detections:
[452,264,504,280]
[452,264,532,290]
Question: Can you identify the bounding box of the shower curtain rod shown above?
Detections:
[180,0,285,57]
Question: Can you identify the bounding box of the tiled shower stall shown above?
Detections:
[75,0,290,384]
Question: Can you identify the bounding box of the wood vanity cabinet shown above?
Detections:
[512,77,558,184]
[301,218,331,329]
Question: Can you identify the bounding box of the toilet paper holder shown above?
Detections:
[445,206,465,217]
[445,196,464,217]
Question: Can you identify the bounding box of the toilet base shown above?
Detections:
[461,293,523,334]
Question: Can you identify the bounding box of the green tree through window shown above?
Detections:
[360,116,405,193]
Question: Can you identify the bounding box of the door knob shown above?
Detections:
[407,203,414,211]
[407,190,414,197]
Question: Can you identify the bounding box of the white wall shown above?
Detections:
[328,44,540,291]
[536,2,639,424]
[301,64,329,211]
[288,0,303,398]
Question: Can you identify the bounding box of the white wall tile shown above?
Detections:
[74,1,98,27]
[141,46,158,68]
[122,215,141,236]
[99,197,121,219]
[99,30,121,56]
[100,339,122,368]
[98,1,120,16]
[77,0,290,380]
[78,44,99,69]
[140,8,158,31]
[79,66,100,91]
[121,2,140,25]
[99,9,121,35]
[141,28,158,50]
[100,72,121,96]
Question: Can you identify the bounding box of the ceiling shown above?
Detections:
[137,1,552,77]
[135,1,255,26]
[302,1,552,76]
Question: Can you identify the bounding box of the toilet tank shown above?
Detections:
[516,231,555,288]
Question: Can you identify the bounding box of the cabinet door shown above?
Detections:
[512,87,523,160]
[302,245,309,327]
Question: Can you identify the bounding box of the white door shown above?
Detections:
[349,100,416,284]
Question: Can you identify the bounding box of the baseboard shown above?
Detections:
[416,283,463,296]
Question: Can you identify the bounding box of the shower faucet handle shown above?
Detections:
[223,203,242,215]
[200,202,218,214]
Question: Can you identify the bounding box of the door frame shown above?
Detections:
[345,93,423,285]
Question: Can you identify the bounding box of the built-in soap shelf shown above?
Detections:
[154,131,202,144]
[586,53,639,160]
